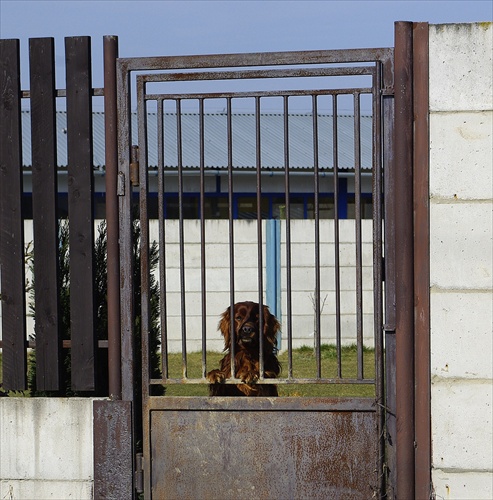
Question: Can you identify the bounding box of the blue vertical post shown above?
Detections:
[266,219,281,350]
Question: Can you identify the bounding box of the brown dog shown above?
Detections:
[207,301,281,396]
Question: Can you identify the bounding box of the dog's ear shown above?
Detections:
[263,305,280,348]
[218,306,232,350]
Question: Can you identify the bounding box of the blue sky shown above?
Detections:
[1,0,491,112]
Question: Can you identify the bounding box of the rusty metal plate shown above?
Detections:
[93,400,133,499]
[149,404,377,499]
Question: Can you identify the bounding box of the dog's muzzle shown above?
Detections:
[239,324,256,343]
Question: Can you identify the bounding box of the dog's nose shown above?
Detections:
[241,325,254,335]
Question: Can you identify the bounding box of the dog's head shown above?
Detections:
[218,301,280,352]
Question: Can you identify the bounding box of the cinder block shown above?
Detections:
[0,399,93,481]
[430,23,493,112]
[430,202,493,290]
[0,480,93,500]
[431,379,493,470]
[430,111,493,200]
[432,470,493,500]
[431,291,493,379]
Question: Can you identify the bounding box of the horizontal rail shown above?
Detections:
[0,340,109,349]
[118,47,394,72]
[145,87,373,101]
[21,87,104,98]
[139,65,375,84]
[146,395,378,412]
[150,377,376,385]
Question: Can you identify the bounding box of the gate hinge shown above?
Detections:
[382,85,394,96]
[130,145,139,187]
[135,452,144,494]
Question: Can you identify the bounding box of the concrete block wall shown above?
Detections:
[149,218,375,352]
[429,22,493,499]
[280,219,375,349]
[0,219,376,352]
[0,398,94,499]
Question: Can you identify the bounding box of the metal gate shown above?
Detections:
[117,47,395,499]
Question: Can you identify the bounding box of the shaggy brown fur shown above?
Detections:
[207,301,281,396]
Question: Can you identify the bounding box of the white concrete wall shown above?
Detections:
[429,22,493,499]
[0,398,94,499]
[0,219,376,352]
[149,218,375,352]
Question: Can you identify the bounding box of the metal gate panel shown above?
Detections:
[149,398,376,500]
[117,48,394,499]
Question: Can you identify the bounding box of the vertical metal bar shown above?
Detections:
[0,39,27,391]
[103,35,122,400]
[199,98,207,378]
[354,92,364,379]
[312,95,321,378]
[373,62,386,498]
[65,36,96,392]
[413,21,432,499]
[383,49,397,500]
[176,99,187,378]
[157,100,168,379]
[227,98,236,376]
[283,96,293,379]
[116,59,134,405]
[255,96,264,379]
[137,80,150,402]
[394,21,415,499]
[332,96,342,378]
[29,37,61,392]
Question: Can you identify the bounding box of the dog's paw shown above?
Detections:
[241,372,259,384]
[207,369,226,384]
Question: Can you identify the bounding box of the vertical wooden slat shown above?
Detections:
[0,39,27,390]
[65,36,96,391]
[29,37,61,391]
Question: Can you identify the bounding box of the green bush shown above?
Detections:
[27,219,163,397]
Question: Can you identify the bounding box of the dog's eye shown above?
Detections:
[235,316,242,322]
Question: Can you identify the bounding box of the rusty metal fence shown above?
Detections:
[138,72,381,389]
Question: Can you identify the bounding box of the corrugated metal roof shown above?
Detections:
[21,110,372,170]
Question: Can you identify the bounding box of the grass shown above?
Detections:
[1,344,376,398]
[162,344,376,397]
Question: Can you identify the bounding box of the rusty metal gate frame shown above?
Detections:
[116,47,395,499]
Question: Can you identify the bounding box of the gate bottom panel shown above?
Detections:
[149,399,378,499]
